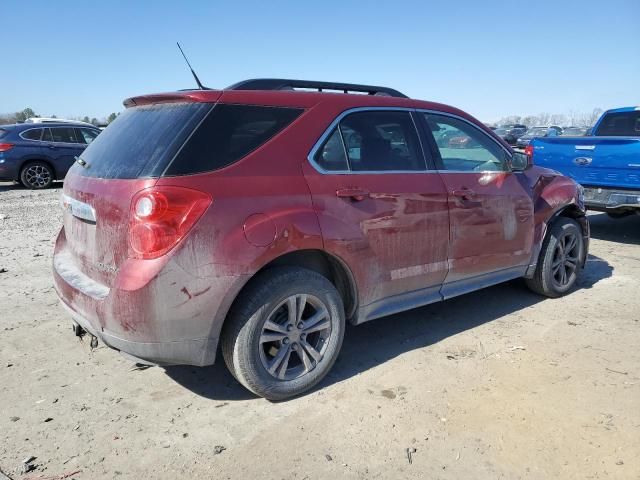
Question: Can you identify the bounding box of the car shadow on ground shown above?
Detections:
[164,254,613,402]
[588,212,640,245]
[0,181,62,192]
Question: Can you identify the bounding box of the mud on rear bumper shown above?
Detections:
[58,297,218,367]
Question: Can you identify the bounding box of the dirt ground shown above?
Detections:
[0,181,638,480]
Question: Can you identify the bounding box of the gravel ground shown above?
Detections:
[0,181,638,479]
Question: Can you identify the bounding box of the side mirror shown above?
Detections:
[511,151,532,171]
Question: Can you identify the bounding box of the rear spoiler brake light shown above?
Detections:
[123,90,222,108]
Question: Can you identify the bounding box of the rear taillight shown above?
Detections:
[0,143,14,152]
[128,186,212,259]
[524,144,534,159]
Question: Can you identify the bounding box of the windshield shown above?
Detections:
[494,128,509,135]
[526,128,547,136]
[71,103,212,179]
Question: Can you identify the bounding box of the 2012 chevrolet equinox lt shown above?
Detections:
[53,79,589,400]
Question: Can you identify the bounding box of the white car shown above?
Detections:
[24,117,95,127]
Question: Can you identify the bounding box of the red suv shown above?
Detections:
[53,79,589,400]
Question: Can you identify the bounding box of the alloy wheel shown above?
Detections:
[551,232,580,288]
[259,294,332,381]
[24,165,51,188]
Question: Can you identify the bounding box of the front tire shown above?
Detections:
[221,267,345,401]
[20,161,54,189]
[526,217,585,298]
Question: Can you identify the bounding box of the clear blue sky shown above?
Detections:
[2,0,638,122]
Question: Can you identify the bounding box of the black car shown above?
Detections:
[516,126,563,148]
[0,122,100,188]
[495,124,528,146]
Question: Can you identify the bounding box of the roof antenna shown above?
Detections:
[176,42,207,90]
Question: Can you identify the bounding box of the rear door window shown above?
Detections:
[314,110,426,172]
[595,111,640,136]
[164,104,303,175]
[42,128,53,142]
[21,128,43,141]
[50,127,78,144]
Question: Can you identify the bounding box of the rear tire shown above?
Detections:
[526,217,584,298]
[221,267,345,401]
[20,161,54,189]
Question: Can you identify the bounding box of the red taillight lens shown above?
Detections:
[0,143,14,152]
[129,186,212,259]
[525,144,534,159]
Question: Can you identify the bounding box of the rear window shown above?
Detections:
[595,111,640,136]
[164,104,303,176]
[72,103,212,179]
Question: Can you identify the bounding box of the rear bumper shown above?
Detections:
[53,230,250,367]
[583,186,640,211]
[59,298,216,366]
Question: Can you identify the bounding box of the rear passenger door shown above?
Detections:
[303,109,450,319]
[43,127,85,177]
[419,112,534,297]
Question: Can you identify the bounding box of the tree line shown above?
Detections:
[492,108,604,128]
[0,108,119,126]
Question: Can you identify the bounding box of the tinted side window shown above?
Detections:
[22,129,43,141]
[50,127,78,143]
[315,128,349,171]
[339,111,424,171]
[166,104,303,175]
[424,114,508,172]
[595,111,640,136]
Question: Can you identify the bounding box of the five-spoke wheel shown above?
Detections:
[526,217,585,297]
[222,267,345,401]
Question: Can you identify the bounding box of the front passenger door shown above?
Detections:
[421,113,534,297]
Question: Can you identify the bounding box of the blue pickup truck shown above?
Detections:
[528,107,640,218]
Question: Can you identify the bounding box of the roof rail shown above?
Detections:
[226,78,408,98]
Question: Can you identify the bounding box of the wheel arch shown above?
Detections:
[250,249,358,321]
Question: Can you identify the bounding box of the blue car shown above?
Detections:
[0,122,101,189]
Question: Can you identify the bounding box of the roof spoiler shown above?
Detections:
[226,78,408,98]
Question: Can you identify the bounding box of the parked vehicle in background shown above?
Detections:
[529,106,640,218]
[53,78,589,400]
[25,117,95,127]
[0,122,101,188]
[516,126,561,148]
[561,126,589,136]
[495,125,528,146]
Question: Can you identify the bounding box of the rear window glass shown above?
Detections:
[164,104,303,175]
[595,111,640,136]
[71,103,211,179]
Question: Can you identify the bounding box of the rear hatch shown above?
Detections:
[60,100,214,287]
[532,136,640,189]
